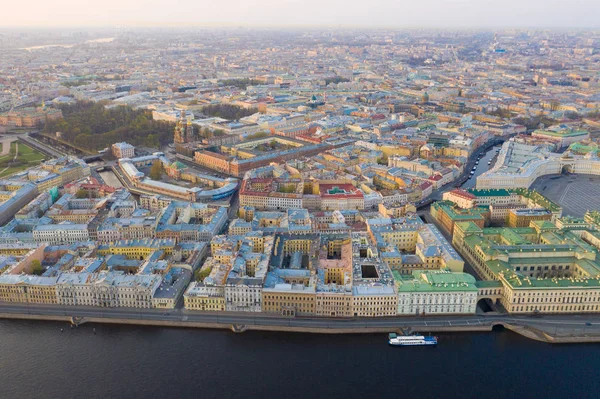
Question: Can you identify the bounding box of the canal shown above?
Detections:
[461,144,501,189]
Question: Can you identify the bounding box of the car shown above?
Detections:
[586,322,592,326]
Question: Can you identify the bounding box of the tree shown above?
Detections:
[201,104,257,120]
[149,161,163,180]
[42,101,176,152]
[246,132,269,140]
[194,267,212,282]
[564,111,581,120]
[30,260,43,276]
[324,76,350,85]
[219,78,263,90]
[75,188,88,199]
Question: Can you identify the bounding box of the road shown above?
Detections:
[2,302,600,336]
[417,140,504,218]
[0,135,16,156]
[20,132,67,158]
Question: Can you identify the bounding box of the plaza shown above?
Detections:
[531,174,600,218]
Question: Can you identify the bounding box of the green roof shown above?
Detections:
[466,188,561,213]
[531,220,559,230]
[468,188,512,197]
[394,270,478,293]
[432,201,489,221]
[475,280,503,288]
[455,221,483,234]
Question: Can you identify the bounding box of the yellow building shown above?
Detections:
[0,276,58,304]
[262,289,316,316]
[184,292,225,311]
[97,239,175,260]
[507,208,552,228]
[352,293,398,317]
[452,220,600,314]
[35,175,62,192]
[315,292,353,317]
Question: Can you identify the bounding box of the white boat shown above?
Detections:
[388,333,438,347]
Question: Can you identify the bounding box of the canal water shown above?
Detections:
[98,170,123,188]
[461,145,501,190]
[1,320,598,399]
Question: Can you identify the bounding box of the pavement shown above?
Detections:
[531,174,600,217]
[0,135,16,156]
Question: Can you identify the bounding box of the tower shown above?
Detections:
[174,110,186,144]
[184,117,194,142]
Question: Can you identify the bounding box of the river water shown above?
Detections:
[1,320,598,399]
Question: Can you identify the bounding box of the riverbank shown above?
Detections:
[2,303,600,344]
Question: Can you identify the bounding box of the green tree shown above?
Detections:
[42,101,177,151]
[194,267,212,282]
[201,104,257,120]
[149,161,163,180]
[30,260,43,276]
[75,188,88,198]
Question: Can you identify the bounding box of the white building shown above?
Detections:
[33,224,89,244]
[396,270,478,315]
[56,272,162,308]
[477,140,600,189]
[112,142,135,159]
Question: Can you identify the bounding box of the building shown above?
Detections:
[531,127,589,148]
[0,180,38,226]
[112,142,135,159]
[430,200,490,235]
[0,107,62,127]
[33,223,90,244]
[452,220,600,314]
[507,208,553,227]
[477,140,600,189]
[395,270,478,315]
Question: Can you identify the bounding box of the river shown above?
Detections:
[1,320,598,399]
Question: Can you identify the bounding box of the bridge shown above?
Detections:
[83,154,104,163]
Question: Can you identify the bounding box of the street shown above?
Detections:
[2,302,600,339]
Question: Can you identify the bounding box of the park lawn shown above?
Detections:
[10,142,45,162]
[0,142,45,178]
[0,166,23,178]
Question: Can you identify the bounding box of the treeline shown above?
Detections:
[43,101,176,151]
[324,76,350,85]
[513,115,560,131]
[219,78,264,90]
[201,104,257,120]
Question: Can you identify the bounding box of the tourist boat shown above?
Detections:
[388,333,438,347]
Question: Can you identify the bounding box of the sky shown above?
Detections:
[4,0,599,28]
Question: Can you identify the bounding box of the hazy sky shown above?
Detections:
[5,0,599,28]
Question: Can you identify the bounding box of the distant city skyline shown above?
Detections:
[4,0,600,28]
